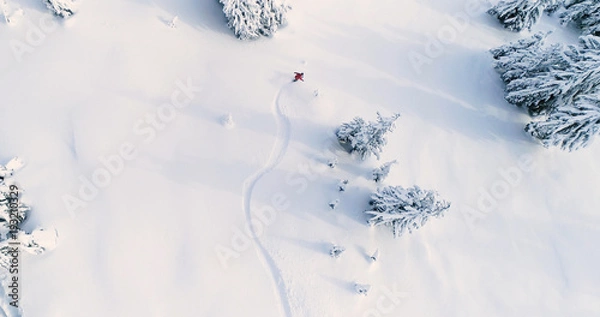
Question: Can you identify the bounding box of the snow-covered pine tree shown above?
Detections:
[525,94,600,151]
[257,0,289,37]
[336,116,370,153]
[327,156,338,168]
[372,160,397,183]
[488,0,559,32]
[366,185,450,238]
[220,0,289,40]
[221,0,261,40]
[490,32,557,84]
[43,0,78,18]
[336,113,400,160]
[491,33,600,116]
[560,0,600,36]
[367,113,401,160]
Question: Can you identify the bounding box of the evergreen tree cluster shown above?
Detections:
[333,113,450,238]
[492,33,600,151]
[220,0,290,40]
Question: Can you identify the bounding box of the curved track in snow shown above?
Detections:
[241,84,292,317]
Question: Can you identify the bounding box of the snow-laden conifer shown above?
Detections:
[220,0,289,40]
[488,0,559,32]
[560,0,600,36]
[336,113,400,160]
[366,186,450,238]
[526,94,600,151]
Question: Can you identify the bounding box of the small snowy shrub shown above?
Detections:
[372,160,397,183]
[43,0,78,18]
[329,199,339,210]
[488,0,559,32]
[336,112,401,160]
[327,156,338,168]
[221,113,235,129]
[366,186,450,238]
[168,16,179,29]
[329,245,345,258]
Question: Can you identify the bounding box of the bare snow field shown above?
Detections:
[0,0,599,316]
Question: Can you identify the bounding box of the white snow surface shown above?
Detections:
[0,0,599,316]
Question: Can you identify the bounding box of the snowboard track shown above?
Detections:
[242,84,293,317]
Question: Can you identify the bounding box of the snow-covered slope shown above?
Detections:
[0,0,599,316]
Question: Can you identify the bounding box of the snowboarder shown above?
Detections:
[293,72,304,82]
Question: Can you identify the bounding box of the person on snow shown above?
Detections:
[293,72,304,82]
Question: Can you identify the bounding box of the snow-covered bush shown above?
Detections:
[337,179,348,192]
[0,158,57,270]
[560,0,600,36]
[220,0,289,40]
[327,156,338,168]
[43,0,78,18]
[490,32,555,84]
[258,0,288,36]
[221,113,235,129]
[168,16,179,29]
[336,113,401,160]
[354,283,371,296]
[488,0,559,32]
[366,186,450,238]
[372,160,397,183]
[329,245,345,258]
[525,94,600,151]
[329,199,339,210]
